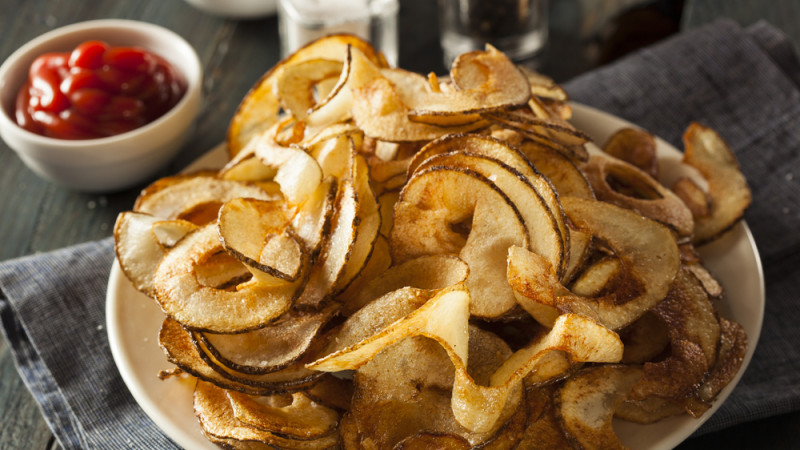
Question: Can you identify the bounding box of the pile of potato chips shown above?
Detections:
[114,35,751,449]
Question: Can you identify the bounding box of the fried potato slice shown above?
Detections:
[557,197,681,330]
[377,191,399,237]
[295,178,359,308]
[366,153,411,184]
[306,45,385,127]
[302,121,363,151]
[305,373,354,411]
[518,140,594,200]
[252,131,323,205]
[338,413,360,448]
[539,98,573,120]
[114,211,197,297]
[394,433,470,450]
[134,174,276,223]
[191,250,253,290]
[684,317,747,416]
[507,245,563,327]
[653,267,720,369]
[569,256,622,297]
[407,133,568,276]
[615,396,686,424]
[227,390,339,440]
[311,134,352,179]
[618,316,747,423]
[407,45,531,122]
[671,177,710,219]
[308,285,470,373]
[351,77,488,142]
[219,156,277,185]
[193,327,327,391]
[682,123,752,245]
[336,235,392,313]
[199,306,337,374]
[602,127,659,179]
[227,34,386,157]
[291,177,337,260]
[380,68,431,109]
[459,315,621,433]
[626,267,721,403]
[510,198,681,330]
[516,383,573,450]
[517,138,595,281]
[409,136,566,237]
[336,153,381,293]
[343,254,468,315]
[390,167,529,318]
[193,380,340,449]
[618,311,670,365]
[519,66,568,102]
[414,151,565,280]
[150,218,200,248]
[486,107,590,162]
[450,44,531,106]
[309,283,622,434]
[217,198,303,284]
[583,153,694,238]
[383,68,482,127]
[558,365,642,450]
[276,58,344,119]
[154,225,297,333]
[199,430,273,450]
[160,318,321,395]
[347,330,525,448]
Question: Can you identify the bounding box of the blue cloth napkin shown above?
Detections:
[1,18,799,449]
[0,240,178,449]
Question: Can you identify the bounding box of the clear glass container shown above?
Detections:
[278,0,398,66]
[438,0,548,67]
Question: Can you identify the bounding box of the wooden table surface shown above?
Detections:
[0,0,797,448]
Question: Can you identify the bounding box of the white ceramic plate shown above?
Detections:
[106,104,764,449]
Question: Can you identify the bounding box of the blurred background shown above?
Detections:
[396,0,800,82]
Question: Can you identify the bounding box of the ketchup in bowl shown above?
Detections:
[15,40,187,140]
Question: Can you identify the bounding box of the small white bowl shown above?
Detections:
[0,19,203,192]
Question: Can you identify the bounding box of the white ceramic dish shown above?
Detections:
[0,19,203,192]
[106,103,764,449]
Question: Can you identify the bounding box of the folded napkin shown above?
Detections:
[2,18,799,449]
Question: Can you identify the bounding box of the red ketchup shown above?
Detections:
[15,40,187,140]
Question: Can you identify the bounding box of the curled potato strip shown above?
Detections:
[154,224,297,333]
[682,123,752,245]
[307,284,622,433]
[114,212,197,298]
[510,197,681,331]
[227,34,386,156]
[583,153,694,238]
[252,126,323,206]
